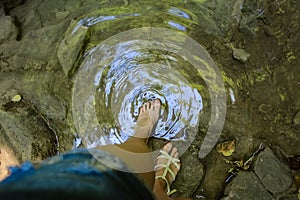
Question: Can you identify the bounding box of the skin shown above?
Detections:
[97,99,191,200]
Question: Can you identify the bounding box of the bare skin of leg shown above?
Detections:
[97,99,191,200]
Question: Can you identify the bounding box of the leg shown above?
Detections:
[97,99,161,189]
[97,100,191,200]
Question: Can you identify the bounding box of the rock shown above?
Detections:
[293,110,300,125]
[0,16,18,43]
[223,171,272,200]
[281,194,299,200]
[254,147,292,194]
[0,102,58,163]
[288,155,300,170]
[232,47,250,63]
[1,0,23,10]
[172,151,205,198]
[57,19,88,76]
[239,14,257,37]
[0,22,66,72]
[0,2,5,16]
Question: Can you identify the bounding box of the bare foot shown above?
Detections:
[134,99,161,141]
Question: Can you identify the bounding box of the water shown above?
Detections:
[71,1,228,149]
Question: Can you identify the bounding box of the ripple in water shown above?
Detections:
[71,3,226,149]
[95,46,203,143]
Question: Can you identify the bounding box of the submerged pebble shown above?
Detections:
[232,48,250,63]
[293,110,300,125]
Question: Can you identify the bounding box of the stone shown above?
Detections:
[254,147,293,194]
[0,16,18,43]
[0,103,58,164]
[0,2,5,16]
[281,194,299,200]
[172,151,205,198]
[1,0,23,10]
[293,110,300,125]
[232,47,250,63]
[222,171,272,200]
[57,19,88,76]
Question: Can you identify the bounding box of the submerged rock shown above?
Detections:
[222,171,272,200]
[0,99,58,164]
[57,20,88,76]
[254,147,292,194]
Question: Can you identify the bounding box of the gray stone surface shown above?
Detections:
[223,171,272,200]
[172,150,205,198]
[0,3,4,16]
[57,19,88,76]
[254,147,293,194]
[0,16,18,43]
[0,108,57,162]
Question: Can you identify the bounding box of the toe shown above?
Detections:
[174,152,179,158]
[170,147,178,157]
[163,142,173,154]
[153,99,161,110]
[139,106,144,113]
[144,102,149,110]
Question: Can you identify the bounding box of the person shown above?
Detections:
[0,99,191,200]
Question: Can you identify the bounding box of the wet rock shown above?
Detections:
[222,171,272,200]
[0,16,18,43]
[172,151,205,198]
[0,100,58,163]
[288,155,300,170]
[57,19,88,76]
[254,147,292,194]
[280,194,299,200]
[293,110,300,125]
[239,14,257,37]
[0,22,66,72]
[0,2,5,16]
[1,0,23,10]
[232,47,250,63]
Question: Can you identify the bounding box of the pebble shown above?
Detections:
[232,48,250,63]
[11,94,22,102]
[293,110,300,125]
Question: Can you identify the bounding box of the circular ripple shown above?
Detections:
[72,27,226,171]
